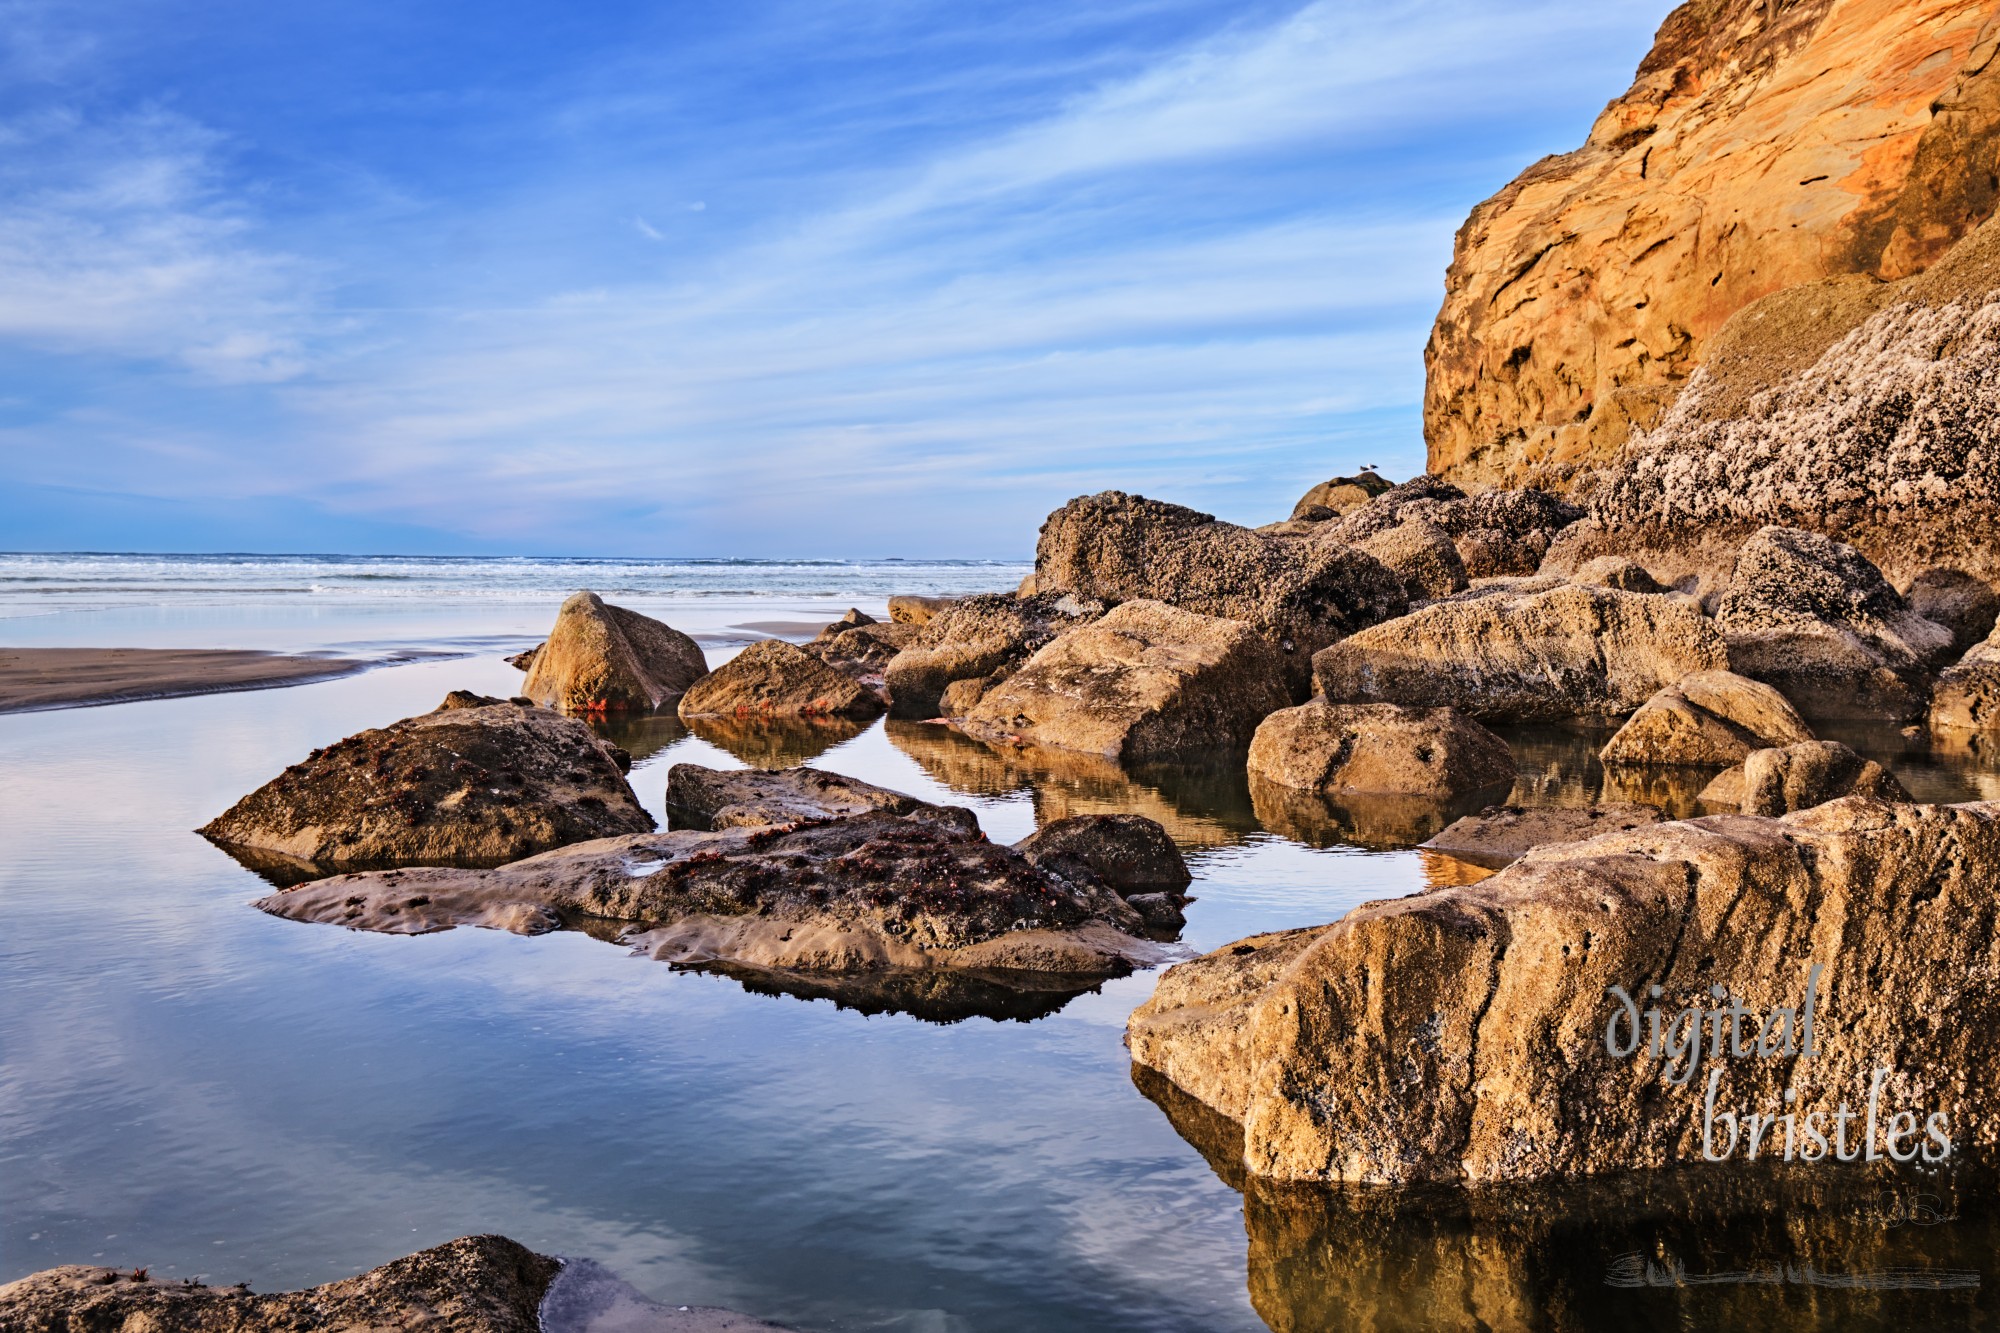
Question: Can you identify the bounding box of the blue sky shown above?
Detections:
[0,0,1665,557]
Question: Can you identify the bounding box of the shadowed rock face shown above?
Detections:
[1312,584,1727,722]
[257,809,1168,985]
[1289,471,1391,519]
[678,639,885,721]
[0,1235,559,1333]
[1248,700,1516,800]
[1933,625,2000,735]
[200,695,653,876]
[883,592,1099,720]
[1906,569,2000,659]
[1131,797,2000,1186]
[1033,491,1407,692]
[1013,813,1191,895]
[664,762,976,832]
[1425,0,2000,492]
[522,591,710,713]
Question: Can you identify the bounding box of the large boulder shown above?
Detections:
[677,639,885,721]
[1246,701,1514,799]
[1131,796,2000,1184]
[1014,813,1193,930]
[1697,740,1910,815]
[807,613,919,700]
[1419,802,1667,869]
[258,809,1163,982]
[1714,527,1954,722]
[1289,470,1391,519]
[887,594,960,625]
[957,600,1291,762]
[665,762,975,831]
[1312,584,1728,722]
[1351,519,1468,603]
[883,593,1098,720]
[1033,491,1407,691]
[1329,480,1585,579]
[521,590,709,712]
[200,694,653,876]
[1597,670,1813,768]
[1931,625,2000,733]
[1904,568,2000,659]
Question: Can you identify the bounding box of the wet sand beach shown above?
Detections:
[0,647,375,714]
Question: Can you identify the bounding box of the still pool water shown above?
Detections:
[5,565,2000,1331]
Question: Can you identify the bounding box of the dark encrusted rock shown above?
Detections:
[1014,814,1192,895]
[678,639,885,720]
[200,695,652,876]
[884,592,1100,720]
[1033,491,1407,693]
[665,762,976,832]
[1903,568,2000,659]
[521,590,709,713]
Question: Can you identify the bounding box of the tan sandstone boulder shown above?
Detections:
[1312,584,1727,722]
[1131,796,2000,1185]
[883,593,1099,720]
[1697,740,1911,815]
[1289,470,1391,519]
[1247,700,1514,799]
[887,594,961,625]
[1419,803,1667,869]
[958,600,1290,761]
[1351,519,1468,603]
[1931,624,2000,733]
[200,693,652,876]
[677,639,885,721]
[521,590,709,712]
[1598,670,1813,768]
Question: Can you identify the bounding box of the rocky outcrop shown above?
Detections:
[1418,802,1667,869]
[1713,527,1954,722]
[677,639,885,721]
[1033,491,1407,690]
[521,591,709,712]
[1328,479,1585,580]
[883,593,1098,720]
[1014,813,1193,929]
[664,762,974,831]
[1569,556,1663,595]
[200,695,652,877]
[1131,796,2000,1184]
[1931,624,2000,732]
[258,808,1165,985]
[0,1235,558,1333]
[958,600,1291,761]
[806,613,918,700]
[1598,670,1813,768]
[888,594,959,625]
[1289,470,1391,519]
[1425,0,2000,499]
[1697,740,1910,814]
[1351,519,1467,602]
[1312,584,1726,722]
[1246,701,1515,799]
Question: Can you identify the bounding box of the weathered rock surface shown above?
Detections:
[1598,670,1814,768]
[1714,527,1954,722]
[0,1235,558,1333]
[888,594,960,625]
[1312,584,1727,722]
[806,614,918,700]
[1418,802,1667,869]
[1352,519,1468,603]
[664,762,975,832]
[1033,491,1407,690]
[1425,0,2000,494]
[1132,796,2000,1184]
[522,591,709,713]
[1247,700,1515,800]
[1697,740,1911,815]
[884,593,1099,720]
[1931,624,2000,733]
[1570,556,1663,595]
[1327,479,1585,580]
[200,695,652,876]
[1905,568,2000,658]
[258,809,1167,984]
[958,600,1291,761]
[678,639,885,721]
[1290,470,1391,519]
[1014,814,1191,894]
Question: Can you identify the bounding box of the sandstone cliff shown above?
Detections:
[1425,0,2000,505]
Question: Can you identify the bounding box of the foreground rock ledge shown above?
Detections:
[1129,797,2000,1185]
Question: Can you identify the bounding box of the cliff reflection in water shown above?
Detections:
[1139,1048,1997,1332]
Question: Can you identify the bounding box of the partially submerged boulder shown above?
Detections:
[958,600,1291,761]
[200,695,652,876]
[1697,740,1910,815]
[665,762,975,832]
[1418,802,1667,869]
[1246,701,1514,799]
[1352,519,1468,603]
[1931,625,2000,734]
[884,593,1098,720]
[1289,470,1391,519]
[1714,527,1954,722]
[1034,491,1407,690]
[1312,584,1727,721]
[1014,813,1193,931]
[1131,797,2000,1184]
[258,809,1166,983]
[521,591,709,712]
[1598,670,1813,768]
[677,639,885,720]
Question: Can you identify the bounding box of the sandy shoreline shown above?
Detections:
[0,647,376,714]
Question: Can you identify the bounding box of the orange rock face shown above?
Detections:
[1425,0,2000,487]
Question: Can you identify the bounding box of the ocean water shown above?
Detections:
[4,555,2000,1332]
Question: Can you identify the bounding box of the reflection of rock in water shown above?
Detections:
[885,720,1260,850]
[1134,1066,1994,1333]
[1493,723,1616,811]
[582,710,690,764]
[683,714,865,768]
[698,959,1102,1025]
[1418,849,1493,889]
[1248,776,1505,851]
[207,840,344,889]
